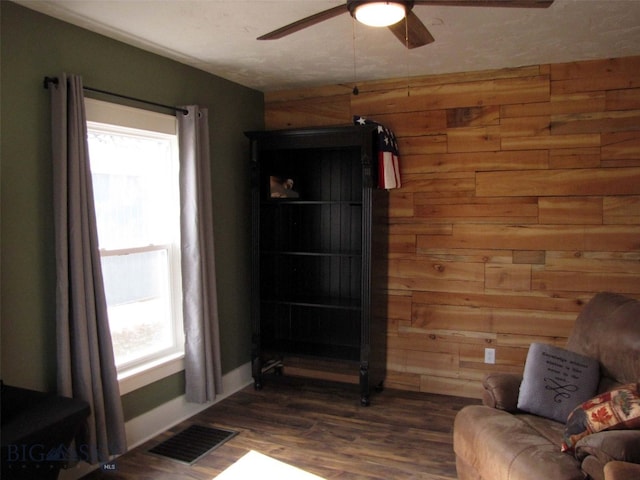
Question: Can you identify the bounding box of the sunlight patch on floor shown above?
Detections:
[213,450,326,480]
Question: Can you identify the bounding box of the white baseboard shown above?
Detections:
[60,361,253,480]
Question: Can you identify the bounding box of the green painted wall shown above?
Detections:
[0,1,263,418]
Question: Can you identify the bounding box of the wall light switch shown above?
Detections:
[484,348,496,364]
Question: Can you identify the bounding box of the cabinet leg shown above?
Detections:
[359,362,371,406]
[252,355,263,390]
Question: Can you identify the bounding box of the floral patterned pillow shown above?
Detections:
[561,383,640,453]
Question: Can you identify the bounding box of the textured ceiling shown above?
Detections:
[17,0,640,92]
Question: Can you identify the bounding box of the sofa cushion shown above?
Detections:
[603,461,640,480]
[518,412,567,445]
[575,430,640,465]
[453,405,584,480]
[517,342,600,423]
[561,383,640,452]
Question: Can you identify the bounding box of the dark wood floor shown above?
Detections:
[82,376,479,480]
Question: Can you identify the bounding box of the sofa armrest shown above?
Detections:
[604,461,640,480]
[481,373,522,411]
[575,430,640,465]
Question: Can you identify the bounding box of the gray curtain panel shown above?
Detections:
[178,106,223,403]
[50,73,127,463]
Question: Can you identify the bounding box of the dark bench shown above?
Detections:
[1,382,90,480]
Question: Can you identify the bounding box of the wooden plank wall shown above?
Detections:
[263,55,640,399]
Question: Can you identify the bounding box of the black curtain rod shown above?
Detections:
[43,76,189,115]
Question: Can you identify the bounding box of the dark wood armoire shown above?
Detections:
[246,125,388,405]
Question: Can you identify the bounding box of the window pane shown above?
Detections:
[86,119,183,373]
[88,130,177,250]
[101,249,175,368]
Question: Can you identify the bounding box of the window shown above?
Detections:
[85,99,184,390]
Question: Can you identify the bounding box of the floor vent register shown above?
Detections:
[148,424,238,465]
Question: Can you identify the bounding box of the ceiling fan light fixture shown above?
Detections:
[354,2,406,28]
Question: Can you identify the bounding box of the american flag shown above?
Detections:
[353,116,401,190]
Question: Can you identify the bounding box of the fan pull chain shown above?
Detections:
[352,18,359,95]
[405,15,411,97]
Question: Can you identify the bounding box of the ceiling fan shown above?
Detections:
[258,0,554,49]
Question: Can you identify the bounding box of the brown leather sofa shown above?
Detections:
[453,292,640,480]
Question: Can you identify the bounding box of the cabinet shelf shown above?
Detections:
[262,295,361,310]
[261,250,362,257]
[262,200,362,206]
[262,341,360,362]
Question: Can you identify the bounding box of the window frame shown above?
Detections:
[85,98,185,394]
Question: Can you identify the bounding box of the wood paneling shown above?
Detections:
[538,197,603,225]
[265,55,640,399]
[476,167,640,196]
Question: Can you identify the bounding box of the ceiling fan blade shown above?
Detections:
[412,0,553,7]
[388,10,435,49]
[257,4,348,40]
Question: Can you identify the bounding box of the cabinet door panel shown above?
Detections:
[260,302,361,360]
[260,254,362,302]
[260,204,362,254]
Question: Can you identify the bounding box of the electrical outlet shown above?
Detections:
[484,348,496,364]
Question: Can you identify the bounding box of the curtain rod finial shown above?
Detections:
[43,76,59,89]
